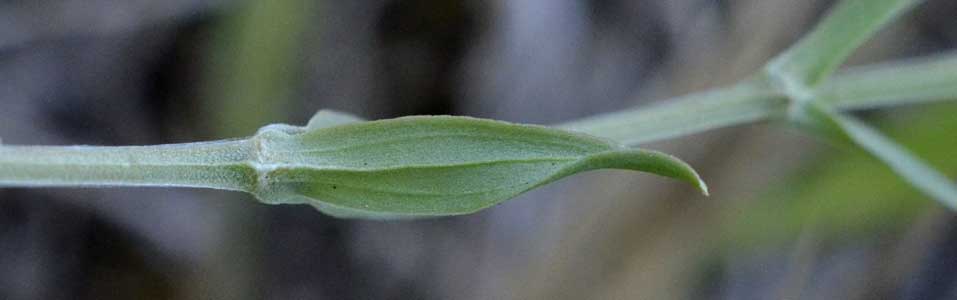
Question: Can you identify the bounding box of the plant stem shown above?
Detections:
[0,140,257,191]
[557,79,787,146]
[559,53,957,146]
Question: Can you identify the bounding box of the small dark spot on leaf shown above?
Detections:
[332,185,337,190]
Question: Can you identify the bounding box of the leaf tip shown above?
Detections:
[677,163,709,196]
[581,149,709,196]
[694,175,710,197]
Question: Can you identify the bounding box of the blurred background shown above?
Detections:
[1,0,956,299]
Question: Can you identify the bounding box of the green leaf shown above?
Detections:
[250,115,707,218]
[794,104,957,210]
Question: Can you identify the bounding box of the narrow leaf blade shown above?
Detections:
[798,105,957,210]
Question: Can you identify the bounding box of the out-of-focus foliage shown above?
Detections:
[724,102,957,249]
[202,0,314,137]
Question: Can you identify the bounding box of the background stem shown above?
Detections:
[765,0,920,87]
[557,80,787,146]
[559,53,957,146]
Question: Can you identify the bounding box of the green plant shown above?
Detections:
[1,0,955,219]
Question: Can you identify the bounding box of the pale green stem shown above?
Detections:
[560,52,957,146]
[557,79,787,146]
[0,140,257,191]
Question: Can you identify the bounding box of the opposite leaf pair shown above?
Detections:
[248,110,708,219]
